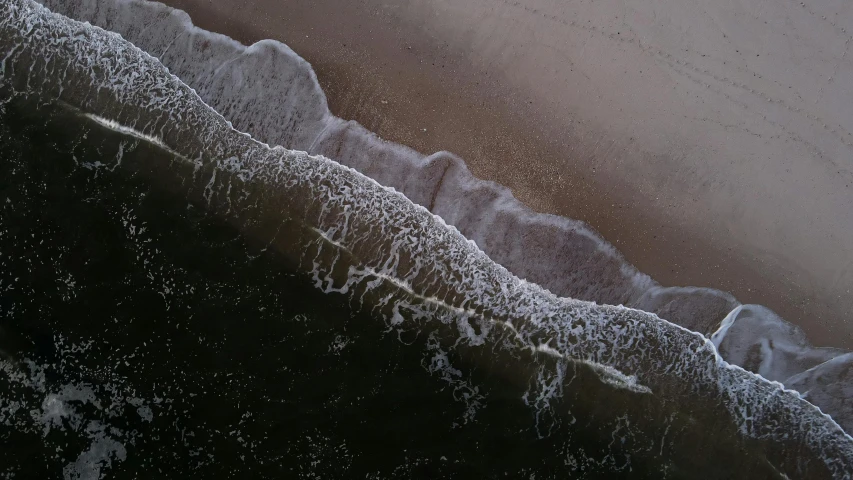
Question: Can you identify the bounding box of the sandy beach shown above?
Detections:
[160,0,853,348]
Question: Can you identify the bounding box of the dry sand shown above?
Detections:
[162,0,853,348]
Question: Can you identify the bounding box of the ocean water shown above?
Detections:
[1,0,852,478]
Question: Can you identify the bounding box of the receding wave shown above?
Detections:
[33,0,853,434]
[2,0,852,477]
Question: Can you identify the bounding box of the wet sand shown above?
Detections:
[161,0,853,348]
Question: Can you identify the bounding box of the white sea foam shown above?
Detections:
[83,112,170,152]
[3,0,853,476]
[0,337,144,479]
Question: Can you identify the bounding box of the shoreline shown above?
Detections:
[160,0,852,348]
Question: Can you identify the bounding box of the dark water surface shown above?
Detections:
[0,91,772,480]
[0,97,525,478]
[0,96,622,479]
